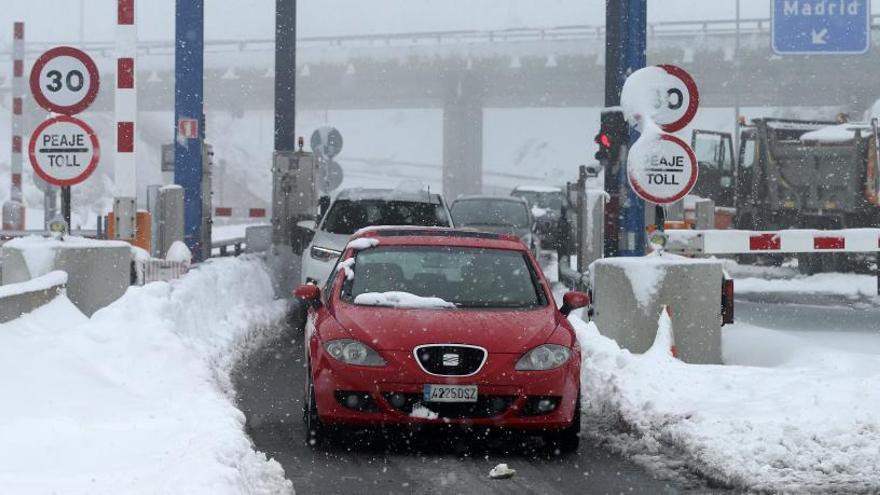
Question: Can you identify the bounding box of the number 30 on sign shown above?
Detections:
[29,46,100,115]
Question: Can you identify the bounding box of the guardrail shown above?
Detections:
[212,237,246,257]
[0,229,99,245]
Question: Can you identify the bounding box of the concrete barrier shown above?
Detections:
[0,271,67,323]
[1,236,131,317]
[591,254,724,364]
[245,225,272,253]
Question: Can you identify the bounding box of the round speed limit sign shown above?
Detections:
[30,46,100,115]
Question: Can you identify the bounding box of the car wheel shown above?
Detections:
[303,369,325,446]
[545,395,581,454]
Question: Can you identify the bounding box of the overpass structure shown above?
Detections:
[3,16,880,196]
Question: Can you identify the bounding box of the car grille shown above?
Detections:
[383,393,515,419]
[414,345,486,376]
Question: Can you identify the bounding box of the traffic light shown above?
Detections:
[594,109,628,165]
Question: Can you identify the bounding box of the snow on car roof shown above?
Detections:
[350,226,527,249]
[512,185,563,193]
[334,187,443,204]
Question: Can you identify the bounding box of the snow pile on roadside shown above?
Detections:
[0,256,292,495]
[575,314,880,493]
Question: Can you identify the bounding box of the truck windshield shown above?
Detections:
[344,246,545,308]
[322,200,450,235]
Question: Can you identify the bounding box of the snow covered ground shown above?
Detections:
[573,309,880,493]
[0,256,292,494]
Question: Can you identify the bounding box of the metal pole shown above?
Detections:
[618,0,647,256]
[174,0,205,259]
[275,0,297,151]
[603,1,621,258]
[733,0,741,161]
[61,186,71,228]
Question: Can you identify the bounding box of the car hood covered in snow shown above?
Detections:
[332,303,561,353]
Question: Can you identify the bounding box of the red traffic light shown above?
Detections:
[599,133,611,148]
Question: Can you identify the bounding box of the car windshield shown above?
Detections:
[344,246,544,308]
[450,200,529,228]
[512,190,564,210]
[322,199,450,235]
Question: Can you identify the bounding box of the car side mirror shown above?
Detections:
[560,291,590,316]
[318,195,331,220]
[293,284,321,305]
[291,225,316,256]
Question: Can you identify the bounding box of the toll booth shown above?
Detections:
[268,149,318,297]
[161,142,214,258]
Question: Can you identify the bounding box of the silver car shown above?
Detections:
[449,195,538,255]
[301,188,454,286]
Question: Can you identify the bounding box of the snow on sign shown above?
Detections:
[627,133,698,205]
[310,126,344,158]
[620,64,699,133]
[772,0,870,55]
[28,115,100,187]
[29,46,100,115]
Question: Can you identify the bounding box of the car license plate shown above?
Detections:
[423,384,478,403]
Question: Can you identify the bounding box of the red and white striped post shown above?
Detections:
[2,22,26,230]
[113,0,137,239]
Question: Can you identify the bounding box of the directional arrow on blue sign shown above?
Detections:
[772,0,872,55]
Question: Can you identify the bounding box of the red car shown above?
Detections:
[294,227,590,451]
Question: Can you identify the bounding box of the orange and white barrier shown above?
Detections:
[666,229,880,255]
[2,22,26,230]
[214,207,267,219]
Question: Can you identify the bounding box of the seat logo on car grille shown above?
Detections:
[442,353,460,367]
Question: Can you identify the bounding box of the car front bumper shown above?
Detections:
[310,347,581,430]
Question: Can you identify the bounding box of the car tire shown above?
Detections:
[545,395,581,454]
[303,369,325,446]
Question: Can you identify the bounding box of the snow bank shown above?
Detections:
[576,314,880,493]
[0,256,292,495]
[354,291,456,309]
[0,270,67,299]
[735,272,877,299]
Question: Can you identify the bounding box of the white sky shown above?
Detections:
[0,0,828,44]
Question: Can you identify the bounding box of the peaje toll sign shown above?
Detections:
[627,133,698,205]
[28,115,100,187]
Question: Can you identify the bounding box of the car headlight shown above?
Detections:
[310,245,342,262]
[515,344,571,371]
[324,339,386,366]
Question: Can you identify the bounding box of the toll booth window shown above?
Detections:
[693,133,733,171]
[321,200,450,235]
[740,137,756,169]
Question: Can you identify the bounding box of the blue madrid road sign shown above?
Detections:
[772,0,871,55]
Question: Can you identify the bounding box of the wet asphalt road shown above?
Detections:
[232,310,683,495]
